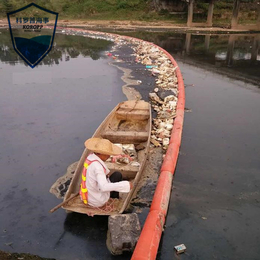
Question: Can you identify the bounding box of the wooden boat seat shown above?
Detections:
[120,100,149,110]
[105,162,139,179]
[116,109,150,121]
[116,100,150,121]
[102,130,149,144]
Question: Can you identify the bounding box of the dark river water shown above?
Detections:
[0,28,260,260]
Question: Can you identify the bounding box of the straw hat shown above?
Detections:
[84,138,122,156]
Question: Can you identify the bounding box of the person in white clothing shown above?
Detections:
[80,138,132,208]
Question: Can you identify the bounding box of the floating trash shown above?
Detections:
[174,244,186,254]
[131,41,179,151]
[146,65,158,69]
[60,29,180,152]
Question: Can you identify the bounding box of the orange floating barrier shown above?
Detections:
[131,42,185,260]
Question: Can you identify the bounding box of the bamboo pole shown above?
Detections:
[49,193,78,213]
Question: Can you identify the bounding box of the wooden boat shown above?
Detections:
[62,100,151,216]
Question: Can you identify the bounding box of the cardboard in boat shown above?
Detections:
[63,100,151,216]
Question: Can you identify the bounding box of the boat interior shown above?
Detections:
[63,100,151,215]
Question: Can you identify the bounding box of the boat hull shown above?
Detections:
[63,100,152,216]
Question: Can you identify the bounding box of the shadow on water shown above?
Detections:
[62,213,131,259]
[57,213,108,251]
[63,214,108,240]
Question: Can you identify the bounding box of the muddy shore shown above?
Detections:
[0,250,54,260]
[0,19,259,34]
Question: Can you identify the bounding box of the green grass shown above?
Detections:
[0,0,152,19]
[0,0,257,25]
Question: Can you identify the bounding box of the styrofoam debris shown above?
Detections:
[174,244,186,254]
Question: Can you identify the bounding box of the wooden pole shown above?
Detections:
[207,0,214,27]
[187,0,194,27]
[231,0,240,29]
[49,193,78,213]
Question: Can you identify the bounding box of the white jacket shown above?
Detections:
[85,153,130,207]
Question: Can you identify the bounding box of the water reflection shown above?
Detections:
[118,31,260,85]
[0,28,126,260]
[0,29,112,66]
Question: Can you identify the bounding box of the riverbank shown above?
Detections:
[0,0,258,25]
[0,19,259,34]
[55,20,260,33]
[0,250,54,260]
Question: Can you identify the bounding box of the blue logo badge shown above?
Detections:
[7,3,58,68]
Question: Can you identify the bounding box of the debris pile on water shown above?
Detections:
[133,42,179,151]
[77,30,180,151]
